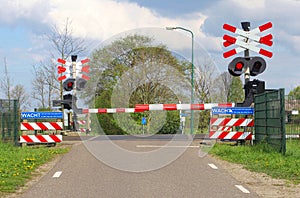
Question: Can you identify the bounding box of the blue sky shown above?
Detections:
[0,0,299,100]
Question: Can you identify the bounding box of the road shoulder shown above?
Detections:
[212,156,300,198]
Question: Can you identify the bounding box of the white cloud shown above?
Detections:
[0,0,51,25]
[0,0,299,93]
[46,0,206,42]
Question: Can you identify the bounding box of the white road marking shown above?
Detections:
[235,185,250,193]
[208,163,218,169]
[52,171,62,178]
[136,145,200,148]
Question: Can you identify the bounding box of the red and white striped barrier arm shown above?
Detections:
[19,135,62,143]
[135,103,234,111]
[82,108,136,114]
[21,122,63,130]
[82,103,234,114]
[210,118,254,127]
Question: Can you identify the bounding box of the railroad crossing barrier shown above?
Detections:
[77,120,91,133]
[19,122,63,145]
[20,122,63,131]
[209,118,254,140]
[82,103,234,113]
[20,111,64,145]
[77,120,87,132]
[19,134,62,144]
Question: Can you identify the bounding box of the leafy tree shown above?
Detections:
[158,111,180,134]
[87,34,190,135]
[227,77,244,103]
[288,86,300,100]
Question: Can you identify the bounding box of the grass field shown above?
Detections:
[0,142,69,195]
[210,140,300,184]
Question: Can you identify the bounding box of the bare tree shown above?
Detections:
[43,59,60,107]
[31,59,60,109]
[32,64,47,108]
[48,18,87,59]
[219,72,233,102]
[1,57,30,110]
[0,57,12,100]
[31,18,87,108]
[11,84,30,110]
[194,60,216,103]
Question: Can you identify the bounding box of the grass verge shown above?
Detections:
[210,140,300,184]
[0,142,70,195]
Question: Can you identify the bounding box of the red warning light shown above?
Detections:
[235,62,243,70]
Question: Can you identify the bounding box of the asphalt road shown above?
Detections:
[19,136,258,198]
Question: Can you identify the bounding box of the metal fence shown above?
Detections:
[285,96,300,135]
[254,89,286,154]
[0,99,19,144]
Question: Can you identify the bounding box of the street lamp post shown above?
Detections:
[166,26,194,134]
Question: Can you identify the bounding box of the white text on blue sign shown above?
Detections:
[21,112,63,119]
[212,107,254,115]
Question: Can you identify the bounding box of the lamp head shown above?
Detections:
[166,27,176,30]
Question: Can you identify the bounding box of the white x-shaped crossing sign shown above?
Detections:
[223,22,273,58]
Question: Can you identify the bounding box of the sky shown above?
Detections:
[0,0,299,100]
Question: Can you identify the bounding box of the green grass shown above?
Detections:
[0,142,70,194]
[210,140,300,184]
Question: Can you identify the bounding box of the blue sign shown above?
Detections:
[212,107,254,115]
[180,113,189,117]
[141,117,147,125]
[21,112,63,119]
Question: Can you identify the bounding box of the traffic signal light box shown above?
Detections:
[62,94,73,110]
[237,79,265,107]
[228,56,266,77]
[63,78,75,91]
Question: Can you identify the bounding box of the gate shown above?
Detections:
[254,89,286,154]
[0,99,19,144]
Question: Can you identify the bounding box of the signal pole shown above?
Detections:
[57,56,90,132]
[241,22,251,85]
[71,55,78,131]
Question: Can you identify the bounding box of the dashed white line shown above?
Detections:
[208,163,218,169]
[52,171,62,178]
[136,145,200,148]
[235,185,250,193]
